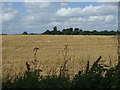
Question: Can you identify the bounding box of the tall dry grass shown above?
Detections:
[2,35,118,80]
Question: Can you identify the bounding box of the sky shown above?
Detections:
[1,1,119,34]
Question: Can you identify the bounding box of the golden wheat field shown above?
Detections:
[2,35,118,79]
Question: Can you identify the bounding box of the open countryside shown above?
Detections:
[2,35,118,79]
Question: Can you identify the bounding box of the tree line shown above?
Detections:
[41,26,118,35]
[21,26,119,35]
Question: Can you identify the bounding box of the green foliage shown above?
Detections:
[38,76,71,88]
[42,26,118,35]
[3,70,42,88]
[22,31,28,35]
[2,56,120,88]
[30,33,38,35]
[53,26,57,31]
[72,56,108,88]
[1,34,7,35]
[42,30,51,34]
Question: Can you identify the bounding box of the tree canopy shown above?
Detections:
[22,31,28,35]
[42,26,118,35]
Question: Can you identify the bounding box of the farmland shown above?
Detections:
[2,35,118,80]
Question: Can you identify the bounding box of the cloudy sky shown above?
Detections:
[2,2,118,34]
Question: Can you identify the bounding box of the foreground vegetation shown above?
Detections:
[2,56,120,88]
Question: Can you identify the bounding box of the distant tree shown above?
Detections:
[2,34,7,35]
[109,30,116,35]
[72,28,79,35]
[102,30,109,35]
[79,29,83,32]
[53,26,58,31]
[92,30,98,35]
[79,29,83,35]
[84,31,91,35]
[41,26,117,35]
[51,31,57,35]
[62,29,66,35]
[30,33,37,35]
[74,28,79,31]
[42,30,51,34]
[57,30,62,35]
[23,31,28,35]
[62,28,73,35]
[70,28,73,32]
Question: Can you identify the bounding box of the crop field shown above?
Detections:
[2,35,118,80]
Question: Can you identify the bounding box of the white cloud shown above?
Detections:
[99,0,119,2]
[2,9,18,21]
[105,15,114,22]
[56,8,82,17]
[89,15,114,22]
[2,2,118,34]
[98,1,118,6]
[2,13,14,21]
[56,4,117,17]
[24,2,50,9]
[67,15,114,23]
[2,3,18,22]
[88,16,106,21]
